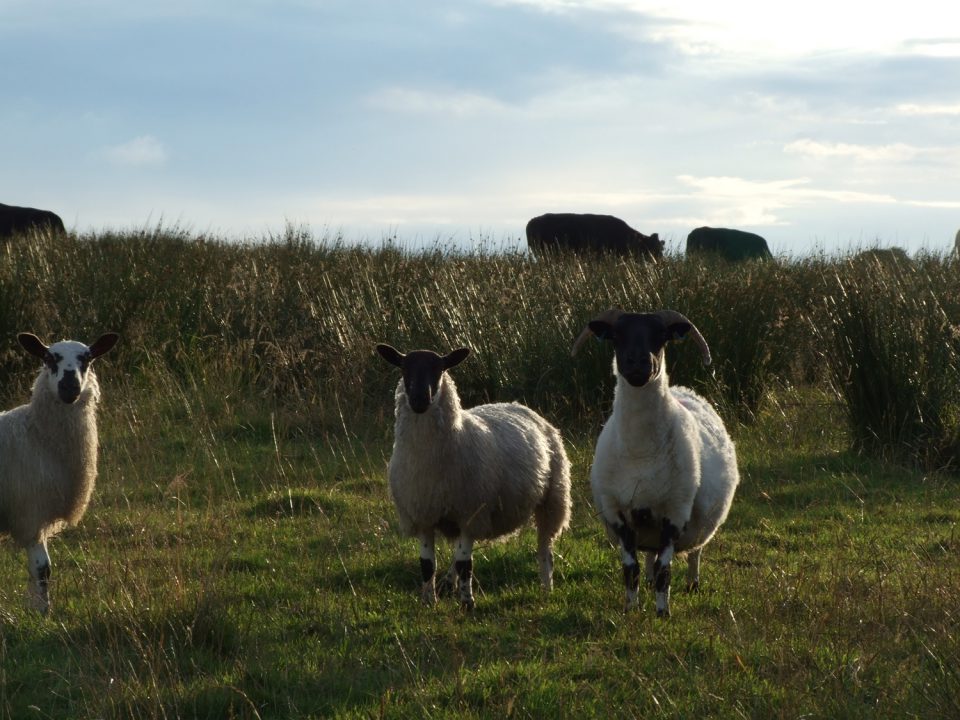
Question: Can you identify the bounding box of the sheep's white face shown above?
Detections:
[42,341,97,404]
[18,333,120,404]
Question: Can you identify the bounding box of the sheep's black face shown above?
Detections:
[376,344,471,414]
[590,314,689,388]
[399,351,448,414]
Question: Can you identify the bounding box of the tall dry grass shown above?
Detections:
[0,226,957,470]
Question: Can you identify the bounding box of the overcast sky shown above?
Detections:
[2,0,959,254]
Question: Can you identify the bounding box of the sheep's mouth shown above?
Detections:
[623,372,651,387]
[58,378,81,403]
[406,393,433,414]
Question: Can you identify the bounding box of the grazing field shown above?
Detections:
[0,228,957,718]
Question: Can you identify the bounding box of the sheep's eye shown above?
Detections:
[44,353,61,373]
[79,353,91,372]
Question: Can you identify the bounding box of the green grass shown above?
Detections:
[1,385,957,719]
[0,229,958,718]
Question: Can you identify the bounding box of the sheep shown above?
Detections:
[572,308,739,617]
[0,331,119,613]
[376,343,572,609]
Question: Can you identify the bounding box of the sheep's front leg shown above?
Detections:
[613,519,640,611]
[454,536,475,610]
[418,533,437,606]
[26,540,51,614]
[654,519,681,618]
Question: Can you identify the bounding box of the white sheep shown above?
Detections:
[0,332,119,613]
[376,343,572,609]
[573,308,739,617]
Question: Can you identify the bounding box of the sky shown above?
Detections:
[2,0,959,255]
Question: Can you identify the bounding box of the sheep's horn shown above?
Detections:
[654,310,712,366]
[571,307,624,356]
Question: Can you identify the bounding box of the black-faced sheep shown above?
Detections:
[376,344,571,609]
[573,309,739,617]
[0,332,119,613]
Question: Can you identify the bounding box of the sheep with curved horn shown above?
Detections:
[574,308,737,616]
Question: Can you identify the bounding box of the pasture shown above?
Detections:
[0,228,957,718]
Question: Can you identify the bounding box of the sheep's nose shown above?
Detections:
[408,394,431,414]
[406,383,433,413]
[58,371,81,403]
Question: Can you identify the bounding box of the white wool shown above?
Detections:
[0,367,101,546]
[387,373,571,545]
[590,356,739,602]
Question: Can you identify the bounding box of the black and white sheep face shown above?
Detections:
[376,344,470,414]
[18,333,120,404]
[589,313,692,388]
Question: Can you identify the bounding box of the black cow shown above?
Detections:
[526,213,663,259]
[686,226,772,262]
[0,203,66,239]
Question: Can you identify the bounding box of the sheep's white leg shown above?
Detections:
[686,547,701,592]
[613,520,640,611]
[536,535,554,593]
[654,519,680,618]
[453,536,475,610]
[418,534,437,605]
[26,540,51,614]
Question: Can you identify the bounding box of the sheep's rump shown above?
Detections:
[390,402,565,541]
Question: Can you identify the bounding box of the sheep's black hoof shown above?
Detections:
[686,580,700,593]
[460,596,476,611]
[656,608,671,619]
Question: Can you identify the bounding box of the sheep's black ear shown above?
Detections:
[588,321,615,341]
[376,344,405,368]
[666,322,692,342]
[17,333,48,359]
[444,348,470,369]
[89,333,120,359]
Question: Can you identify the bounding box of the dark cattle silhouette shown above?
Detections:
[686,226,772,261]
[0,203,66,239]
[526,213,663,259]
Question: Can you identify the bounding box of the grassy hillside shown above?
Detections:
[0,229,957,718]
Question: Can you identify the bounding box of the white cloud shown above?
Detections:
[675,175,901,227]
[493,1,960,59]
[103,135,167,167]
[783,139,921,163]
[896,102,960,116]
